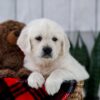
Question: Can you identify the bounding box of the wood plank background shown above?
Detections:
[0,0,98,53]
[0,0,99,31]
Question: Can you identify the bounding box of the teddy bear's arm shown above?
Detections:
[16,68,31,78]
[0,69,16,77]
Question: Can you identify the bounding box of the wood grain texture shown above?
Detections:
[44,0,70,31]
[0,0,15,22]
[70,0,96,31]
[16,0,42,23]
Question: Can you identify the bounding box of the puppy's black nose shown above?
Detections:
[43,47,52,55]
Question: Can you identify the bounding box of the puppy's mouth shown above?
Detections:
[41,54,52,59]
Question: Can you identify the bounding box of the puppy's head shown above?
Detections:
[17,19,70,64]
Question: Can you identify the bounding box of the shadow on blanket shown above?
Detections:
[0,77,76,100]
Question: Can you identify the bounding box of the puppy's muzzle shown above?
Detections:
[42,46,52,58]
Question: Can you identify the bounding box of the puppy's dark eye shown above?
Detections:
[52,37,58,42]
[35,36,42,41]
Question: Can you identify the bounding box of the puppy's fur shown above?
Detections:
[17,19,89,95]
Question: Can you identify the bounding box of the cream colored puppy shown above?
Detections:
[17,19,89,95]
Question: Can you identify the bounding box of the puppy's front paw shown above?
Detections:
[28,72,45,89]
[45,77,62,95]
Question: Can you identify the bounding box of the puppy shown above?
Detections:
[17,19,89,95]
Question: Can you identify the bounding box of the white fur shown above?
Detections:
[27,72,45,89]
[17,18,89,95]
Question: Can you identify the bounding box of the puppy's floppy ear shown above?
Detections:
[61,32,70,56]
[17,27,31,54]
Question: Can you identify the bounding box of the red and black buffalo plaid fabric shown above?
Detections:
[0,77,76,100]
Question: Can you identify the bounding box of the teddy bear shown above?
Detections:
[0,20,31,78]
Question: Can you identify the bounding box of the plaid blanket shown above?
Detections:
[0,77,76,100]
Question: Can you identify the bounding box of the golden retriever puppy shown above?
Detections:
[17,19,89,95]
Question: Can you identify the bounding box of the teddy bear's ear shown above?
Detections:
[6,31,17,45]
[17,27,31,54]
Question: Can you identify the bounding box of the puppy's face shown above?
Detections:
[30,31,62,62]
[17,19,70,64]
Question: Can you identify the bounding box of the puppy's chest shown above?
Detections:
[38,65,56,76]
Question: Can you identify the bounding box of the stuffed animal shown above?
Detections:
[0,20,30,77]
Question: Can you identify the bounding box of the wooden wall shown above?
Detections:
[0,0,99,52]
[0,0,100,31]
